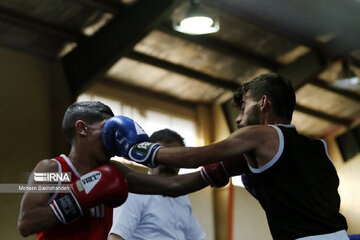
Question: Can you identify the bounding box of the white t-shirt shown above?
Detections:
[110,193,205,240]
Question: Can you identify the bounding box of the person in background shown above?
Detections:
[108,129,205,240]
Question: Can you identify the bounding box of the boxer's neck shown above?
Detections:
[67,145,99,175]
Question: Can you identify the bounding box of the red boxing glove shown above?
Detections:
[200,155,248,188]
[50,165,128,224]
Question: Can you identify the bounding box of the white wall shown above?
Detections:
[189,187,215,240]
[325,131,360,235]
[233,186,272,240]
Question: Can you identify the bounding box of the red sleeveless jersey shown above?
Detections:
[37,155,113,240]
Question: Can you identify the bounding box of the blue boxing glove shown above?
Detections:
[102,116,162,168]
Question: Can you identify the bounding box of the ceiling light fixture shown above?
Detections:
[173,0,220,35]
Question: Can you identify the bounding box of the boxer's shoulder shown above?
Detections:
[33,159,59,172]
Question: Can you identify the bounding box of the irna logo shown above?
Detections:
[34,172,72,182]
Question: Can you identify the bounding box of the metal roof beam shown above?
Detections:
[309,79,360,102]
[0,5,83,42]
[127,51,239,90]
[71,0,124,14]
[277,51,325,90]
[63,0,179,96]
[295,104,351,126]
[102,78,204,107]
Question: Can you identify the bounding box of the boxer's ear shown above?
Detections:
[75,120,87,136]
[259,95,271,112]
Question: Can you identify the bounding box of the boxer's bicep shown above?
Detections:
[18,160,59,237]
[228,125,279,166]
[20,159,58,209]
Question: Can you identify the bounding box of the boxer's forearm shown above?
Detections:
[110,159,209,197]
[170,172,209,196]
[126,171,208,197]
[156,141,235,168]
[18,206,58,237]
[110,160,133,177]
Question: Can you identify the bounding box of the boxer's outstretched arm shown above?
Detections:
[155,125,278,168]
[18,160,59,237]
[110,160,208,197]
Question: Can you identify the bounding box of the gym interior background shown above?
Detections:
[0,0,359,239]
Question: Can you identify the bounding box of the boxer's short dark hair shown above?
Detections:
[62,101,114,142]
[233,73,296,121]
[150,129,185,146]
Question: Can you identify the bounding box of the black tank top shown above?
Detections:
[245,125,347,240]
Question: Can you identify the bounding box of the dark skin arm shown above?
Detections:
[18,160,60,237]
[110,160,209,197]
[155,125,279,169]
[108,234,125,240]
